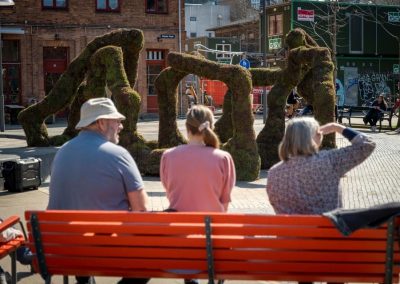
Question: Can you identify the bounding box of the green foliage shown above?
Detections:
[18,29,145,147]
[255,28,336,169]
[214,89,233,143]
[162,52,260,181]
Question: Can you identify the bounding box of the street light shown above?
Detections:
[0,0,15,132]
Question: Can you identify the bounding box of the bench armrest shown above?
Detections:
[0,216,20,233]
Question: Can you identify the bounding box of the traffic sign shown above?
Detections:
[394,64,399,74]
[239,58,250,69]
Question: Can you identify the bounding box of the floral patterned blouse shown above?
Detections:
[266,130,376,215]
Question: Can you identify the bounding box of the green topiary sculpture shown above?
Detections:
[254,28,336,169]
[18,29,144,147]
[156,52,260,181]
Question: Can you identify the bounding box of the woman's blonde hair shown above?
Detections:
[279,117,320,161]
[186,105,220,148]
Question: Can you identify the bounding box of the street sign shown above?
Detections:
[217,58,231,64]
[388,12,400,22]
[239,58,250,69]
[269,37,281,50]
[394,64,399,74]
[159,34,175,39]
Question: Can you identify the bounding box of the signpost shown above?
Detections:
[239,58,250,69]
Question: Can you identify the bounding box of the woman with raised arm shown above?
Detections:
[267,117,376,215]
[266,117,376,284]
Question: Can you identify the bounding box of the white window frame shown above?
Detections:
[216,44,232,59]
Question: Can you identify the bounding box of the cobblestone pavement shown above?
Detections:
[1,117,399,283]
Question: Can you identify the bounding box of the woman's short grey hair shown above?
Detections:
[279,117,320,161]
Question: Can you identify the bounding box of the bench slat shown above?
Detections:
[25,211,340,226]
[28,222,388,239]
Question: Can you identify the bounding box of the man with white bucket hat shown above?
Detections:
[48,98,149,284]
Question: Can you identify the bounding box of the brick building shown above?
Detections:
[1,0,184,115]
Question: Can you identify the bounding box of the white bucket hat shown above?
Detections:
[76,98,126,129]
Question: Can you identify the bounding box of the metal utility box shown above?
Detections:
[2,158,42,192]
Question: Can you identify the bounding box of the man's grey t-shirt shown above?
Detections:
[48,130,144,210]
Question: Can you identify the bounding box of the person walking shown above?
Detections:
[48,97,149,284]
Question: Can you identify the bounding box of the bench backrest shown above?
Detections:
[342,105,392,114]
[24,211,400,283]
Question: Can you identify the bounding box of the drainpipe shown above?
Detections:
[178,0,183,117]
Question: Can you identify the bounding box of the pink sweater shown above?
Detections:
[160,144,236,212]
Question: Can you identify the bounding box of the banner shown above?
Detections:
[297,7,314,22]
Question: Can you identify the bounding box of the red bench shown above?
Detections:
[0,216,27,284]
[25,210,399,284]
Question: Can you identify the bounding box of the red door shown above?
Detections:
[146,49,166,113]
[43,47,69,117]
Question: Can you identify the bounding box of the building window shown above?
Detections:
[216,44,231,59]
[190,17,196,21]
[190,32,197,38]
[96,0,120,12]
[3,40,21,105]
[146,0,168,14]
[349,14,363,54]
[268,14,283,36]
[42,0,67,9]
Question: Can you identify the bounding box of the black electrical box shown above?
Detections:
[2,158,42,192]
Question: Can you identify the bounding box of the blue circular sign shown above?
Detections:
[239,59,250,69]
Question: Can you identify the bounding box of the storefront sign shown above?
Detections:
[388,12,400,22]
[269,37,281,50]
[297,7,314,22]
[394,64,399,74]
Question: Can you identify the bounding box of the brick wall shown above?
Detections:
[2,0,185,114]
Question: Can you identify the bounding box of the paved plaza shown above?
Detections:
[1,116,400,283]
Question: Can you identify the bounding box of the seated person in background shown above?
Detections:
[363,94,387,132]
[393,94,400,133]
[266,117,376,284]
[286,89,301,118]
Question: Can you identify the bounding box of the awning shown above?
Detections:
[0,27,25,34]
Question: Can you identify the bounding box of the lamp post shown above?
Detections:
[0,0,15,132]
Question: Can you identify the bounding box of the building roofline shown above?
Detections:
[206,15,259,31]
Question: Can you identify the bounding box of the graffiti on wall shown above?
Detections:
[358,72,392,106]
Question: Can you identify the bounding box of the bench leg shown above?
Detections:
[45,275,52,284]
[63,275,69,284]
[10,250,17,284]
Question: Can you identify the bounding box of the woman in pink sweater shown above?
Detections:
[160,105,236,213]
